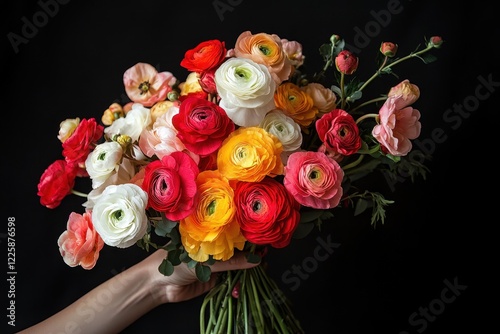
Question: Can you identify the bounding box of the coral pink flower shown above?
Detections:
[37,159,79,209]
[123,62,177,107]
[57,211,104,270]
[335,50,358,75]
[372,95,421,156]
[388,80,420,109]
[141,151,199,221]
[283,151,344,209]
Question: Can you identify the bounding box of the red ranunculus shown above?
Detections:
[234,176,300,248]
[172,96,235,156]
[141,151,199,221]
[62,118,104,167]
[37,159,79,209]
[315,108,362,156]
[180,39,227,73]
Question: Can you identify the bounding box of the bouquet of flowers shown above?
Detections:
[37,30,443,333]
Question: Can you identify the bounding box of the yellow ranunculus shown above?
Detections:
[179,170,246,262]
[217,127,284,182]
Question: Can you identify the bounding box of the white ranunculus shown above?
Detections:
[259,109,303,152]
[85,141,123,189]
[104,103,152,142]
[215,57,276,127]
[91,183,148,248]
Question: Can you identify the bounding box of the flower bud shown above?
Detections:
[113,134,132,149]
[101,103,125,126]
[330,34,341,45]
[167,90,180,101]
[335,50,358,75]
[428,36,443,48]
[380,42,398,57]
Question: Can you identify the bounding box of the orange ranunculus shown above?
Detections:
[217,127,284,182]
[274,82,319,129]
[233,31,292,85]
[179,170,246,262]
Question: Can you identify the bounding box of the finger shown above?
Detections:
[209,252,260,273]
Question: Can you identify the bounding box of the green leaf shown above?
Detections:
[167,248,183,266]
[154,215,178,237]
[195,263,212,282]
[158,258,174,276]
[354,198,370,216]
[299,209,327,223]
[169,224,182,244]
[293,222,315,239]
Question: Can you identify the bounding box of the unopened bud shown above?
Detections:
[380,42,398,57]
[330,34,341,45]
[428,36,443,48]
[335,50,358,75]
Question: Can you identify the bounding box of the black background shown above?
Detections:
[2,0,497,333]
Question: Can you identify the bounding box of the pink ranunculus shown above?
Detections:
[37,159,79,209]
[372,95,421,156]
[315,108,362,156]
[141,151,199,221]
[335,50,358,75]
[234,177,301,248]
[387,79,420,109]
[172,96,235,156]
[283,151,344,209]
[62,118,104,168]
[57,211,104,270]
[123,62,177,107]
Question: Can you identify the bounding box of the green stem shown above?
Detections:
[71,189,88,198]
[355,113,379,125]
[342,155,365,170]
[340,72,346,109]
[357,44,434,93]
[350,96,387,114]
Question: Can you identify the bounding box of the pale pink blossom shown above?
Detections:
[372,95,421,156]
[123,62,177,107]
[301,82,337,115]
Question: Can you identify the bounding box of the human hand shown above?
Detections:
[144,248,260,304]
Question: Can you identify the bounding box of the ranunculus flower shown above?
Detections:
[214,57,276,127]
[150,100,179,124]
[83,158,136,209]
[387,80,420,109]
[335,50,358,75]
[58,117,80,143]
[281,39,305,68]
[85,141,123,189]
[233,31,292,85]
[234,177,300,248]
[315,108,362,156]
[284,151,344,209]
[92,183,148,248]
[179,170,246,262]
[123,62,177,107]
[199,69,218,95]
[172,96,235,156]
[301,82,337,116]
[180,39,227,73]
[217,127,284,182]
[101,103,125,126]
[37,159,79,209]
[258,109,303,154]
[141,151,199,221]
[104,103,152,143]
[179,72,205,97]
[274,82,318,129]
[62,118,104,168]
[57,211,104,270]
[372,95,421,156]
[138,104,188,159]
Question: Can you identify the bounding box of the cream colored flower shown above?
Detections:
[215,57,276,127]
[104,103,152,142]
[92,183,148,248]
[57,117,80,143]
[85,141,123,189]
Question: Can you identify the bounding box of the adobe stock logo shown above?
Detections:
[212,0,243,22]
[399,276,467,334]
[7,0,71,54]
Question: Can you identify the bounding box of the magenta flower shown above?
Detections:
[283,151,344,209]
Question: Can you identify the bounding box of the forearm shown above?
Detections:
[18,251,165,334]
